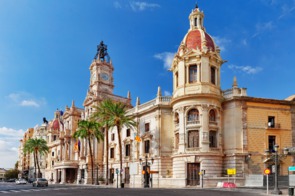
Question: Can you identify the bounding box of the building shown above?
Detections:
[0,168,6,181]
[18,5,295,188]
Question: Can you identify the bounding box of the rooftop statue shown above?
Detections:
[94,41,109,62]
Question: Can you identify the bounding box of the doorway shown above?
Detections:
[187,163,200,186]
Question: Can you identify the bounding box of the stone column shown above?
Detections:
[201,104,210,152]
[60,168,66,184]
[178,107,185,152]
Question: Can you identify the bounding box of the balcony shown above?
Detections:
[186,120,200,126]
[265,123,281,130]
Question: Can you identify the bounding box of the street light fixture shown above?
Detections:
[264,144,289,195]
[139,155,154,188]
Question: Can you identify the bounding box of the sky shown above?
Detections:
[0,0,295,168]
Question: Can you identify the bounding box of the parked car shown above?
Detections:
[15,178,27,184]
[32,178,48,187]
[5,178,16,182]
[27,178,35,183]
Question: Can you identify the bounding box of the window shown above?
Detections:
[268,116,275,128]
[125,144,130,157]
[188,130,199,148]
[175,133,179,149]
[209,131,217,148]
[211,67,216,84]
[53,135,57,141]
[194,18,198,27]
[209,110,216,122]
[268,136,276,152]
[126,129,130,137]
[145,123,150,132]
[189,65,198,83]
[187,109,199,122]
[51,151,54,157]
[174,113,179,124]
[144,140,150,154]
[111,133,115,141]
[110,148,114,158]
[52,161,54,166]
[175,72,179,87]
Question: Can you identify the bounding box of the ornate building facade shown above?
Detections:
[18,5,295,188]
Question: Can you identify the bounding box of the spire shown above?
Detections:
[136,97,140,106]
[157,86,162,97]
[232,76,238,88]
[71,100,75,107]
[127,91,131,99]
[195,2,198,9]
[189,3,204,30]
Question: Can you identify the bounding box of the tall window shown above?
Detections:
[110,148,114,158]
[268,116,275,128]
[126,129,131,137]
[209,131,217,148]
[209,110,216,122]
[189,65,198,83]
[268,135,276,152]
[144,140,150,153]
[188,130,199,148]
[125,144,130,156]
[111,133,115,141]
[187,109,199,122]
[211,67,216,84]
[145,123,150,132]
[175,72,179,87]
[174,113,179,124]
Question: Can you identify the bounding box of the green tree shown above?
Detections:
[4,169,19,179]
[103,100,136,188]
[23,138,49,178]
[73,120,103,184]
[91,99,113,185]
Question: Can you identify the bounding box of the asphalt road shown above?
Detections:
[0,182,267,196]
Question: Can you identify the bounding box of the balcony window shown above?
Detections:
[188,130,199,148]
[209,131,217,148]
[144,140,150,154]
[187,109,199,122]
[125,144,130,157]
[189,65,198,83]
[209,110,216,122]
[268,116,275,128]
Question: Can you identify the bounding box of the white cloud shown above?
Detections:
[129,1,160,12]
[252,21,274,38]
[228,64,263,74]
[154,52,174,70]
[20,100,40,107]
[7,92,46,108]
[163,91,171,96]
[0,127,24,168]
[279,2,295,19]
[212,36,231,51]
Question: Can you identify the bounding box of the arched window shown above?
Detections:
[188,130,199,148]
[209,110,216,122]
[187,109,199,122]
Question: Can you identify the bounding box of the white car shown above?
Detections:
[15,178,27,184]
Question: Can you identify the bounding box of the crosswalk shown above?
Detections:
[0,187,89,194]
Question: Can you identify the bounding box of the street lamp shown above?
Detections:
[139,155,154,188]
[265,144,289,195]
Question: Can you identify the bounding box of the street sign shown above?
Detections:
[264,168,271,175]
[227,168,236,175]
[289,166,295,171]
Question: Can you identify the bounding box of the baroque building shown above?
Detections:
[18,5,295,188]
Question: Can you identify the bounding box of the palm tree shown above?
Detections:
[23,138,49,178]
[91,99,114,185]
[104,100,136,188]
[73,120,103,184]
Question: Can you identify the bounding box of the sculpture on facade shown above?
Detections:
[94,41,109,62]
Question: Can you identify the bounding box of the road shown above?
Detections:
[0,182,267,195]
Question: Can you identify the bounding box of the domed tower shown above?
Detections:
[170,5,225,186]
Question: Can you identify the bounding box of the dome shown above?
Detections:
[185,29,215,51]
[51,119,60,131]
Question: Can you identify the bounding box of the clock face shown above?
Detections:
[101,73,109,81]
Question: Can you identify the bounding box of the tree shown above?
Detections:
[4,169,19,179]
[102,100,136,188]
[91,99,113,185]
[23,138,49,178]
[73,120,103,184]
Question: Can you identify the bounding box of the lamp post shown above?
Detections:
[139,155,154,188]
[265,144,289,195]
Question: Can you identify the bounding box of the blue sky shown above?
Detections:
[1,0,295,168]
